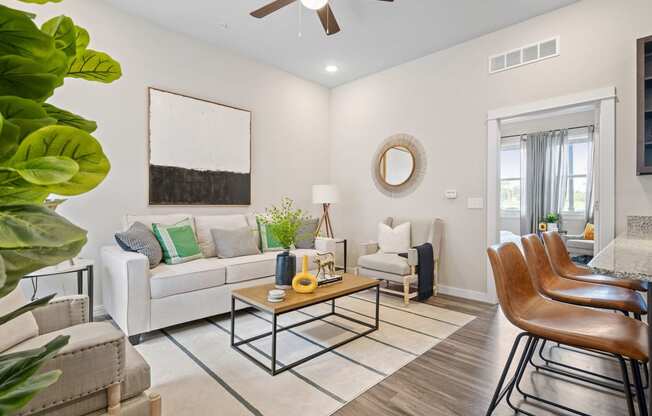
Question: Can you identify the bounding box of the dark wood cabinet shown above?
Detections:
[637,35,652,175]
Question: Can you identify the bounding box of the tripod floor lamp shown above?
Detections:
[312,185,339,238]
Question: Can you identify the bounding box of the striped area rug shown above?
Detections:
[135,291,476,415]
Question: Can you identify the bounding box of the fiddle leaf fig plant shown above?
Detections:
[0,0,122,413]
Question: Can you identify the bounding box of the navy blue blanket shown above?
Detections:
[399,242,434,300]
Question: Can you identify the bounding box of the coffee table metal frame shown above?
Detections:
[230,283,380,376]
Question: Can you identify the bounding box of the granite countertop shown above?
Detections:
[589,234,652,281]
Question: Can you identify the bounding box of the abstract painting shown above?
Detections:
[148,88,251,205]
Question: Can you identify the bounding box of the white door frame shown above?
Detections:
[485,86,616,304]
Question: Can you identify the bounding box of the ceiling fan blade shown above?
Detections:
[250,0,297,18]
[316,3,340,36]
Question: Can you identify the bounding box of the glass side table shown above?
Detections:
[23,258,95,322]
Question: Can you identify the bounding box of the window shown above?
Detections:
[500,142,521,214]
[563,133,590,214]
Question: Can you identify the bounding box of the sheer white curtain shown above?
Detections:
[520,130,569,234]
[585,126,595,224]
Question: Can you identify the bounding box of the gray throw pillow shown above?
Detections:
[211,226,261,258]
[115,222,163,268]
[295,218,319,249]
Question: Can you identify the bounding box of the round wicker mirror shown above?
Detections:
[372,134,426,197]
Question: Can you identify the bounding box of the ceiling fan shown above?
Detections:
[250,0,394,36]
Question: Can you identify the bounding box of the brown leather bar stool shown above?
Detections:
[486,242,648,416]
[522,233,648,394]
[521,234,646,317]
[542,231,648,292]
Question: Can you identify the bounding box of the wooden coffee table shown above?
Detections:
[230,273,380,375]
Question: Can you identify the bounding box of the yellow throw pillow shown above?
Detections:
[583,223,595,240]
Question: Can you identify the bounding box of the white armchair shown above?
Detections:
[356,218,443,305]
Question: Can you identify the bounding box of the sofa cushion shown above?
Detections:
[295,218,319,249]
[378,222,411,253]
[0,287,39,353]
[150,258,227,299]
[358,252,411,275]
[195,214,249,257]
[222,252,277,284]
[222,249,320,284]
[115,222,163,268]
[152,218,203,265]
[211,226,261,258]
[124,214,195,233]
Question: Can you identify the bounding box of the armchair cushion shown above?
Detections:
[377,222,411,253]
[40,342,151,416]
[32,295,88,335]
[9,322,125,416]
[358,252,411,275]
[0,287,39,353]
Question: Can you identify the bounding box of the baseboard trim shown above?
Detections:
[437,285,496,304]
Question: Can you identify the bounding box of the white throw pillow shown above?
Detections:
[195,215,249,257]
[0,287,39,353]
[378,222,411,253]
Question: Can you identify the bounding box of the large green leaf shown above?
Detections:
[0,96,56,145]
[74,26,89,53]
[0,55,64,101]
[41,103,96,133]
[0,115,19,162]
[11,125,110,195]
[0,370,62,414]
[41,16,76,58]
[0,185,49,206]
[67,49,122,83]
[0,335,68,413]
[0,205,87,295]
[0,5,54,60]
[10,156,78,186]
[0,294,54,326]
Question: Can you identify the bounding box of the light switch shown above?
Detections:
[467,197,484,209]
[445,190,457,199]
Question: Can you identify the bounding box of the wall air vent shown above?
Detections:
[488,36,559,74]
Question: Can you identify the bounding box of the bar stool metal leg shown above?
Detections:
[485,332,528,416]
[631,358,648,416]
[617,355,637,416]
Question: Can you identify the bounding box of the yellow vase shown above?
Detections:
[292,256,318,294]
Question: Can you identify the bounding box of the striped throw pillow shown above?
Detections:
[152,218,203,264]
[115,222,163,268]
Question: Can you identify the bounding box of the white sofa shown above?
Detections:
[101,213,336,344]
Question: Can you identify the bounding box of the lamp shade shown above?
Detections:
[312,185,339,204]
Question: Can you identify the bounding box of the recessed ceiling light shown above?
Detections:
[325,65,338,73]
[301,0,328,10]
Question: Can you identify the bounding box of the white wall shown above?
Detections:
[9,0,331,311]
[330,0,652,297]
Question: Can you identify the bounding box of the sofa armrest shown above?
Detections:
[315,237,337,253]
[12,322,125,415]
[32,295,88,334]
[407,248,419,267]
[359,241,379,256]
[101,246,151,337]
[563,234,584,242]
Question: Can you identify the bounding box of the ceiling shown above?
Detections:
[105,0,578,88]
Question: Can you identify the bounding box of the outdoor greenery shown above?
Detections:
[0,0,121,413]
[258,197,311,250]
[545,212,560,223]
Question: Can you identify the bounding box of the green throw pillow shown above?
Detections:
[152,218,203,264]
[257,219,294,252]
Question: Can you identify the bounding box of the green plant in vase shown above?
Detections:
[545,212,560,232]
[0,1,121,413]
[258,197,311,288]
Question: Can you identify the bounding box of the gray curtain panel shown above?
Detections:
[520,129,569,234]
[585,126,595,224]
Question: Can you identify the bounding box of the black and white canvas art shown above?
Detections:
[148,88,251,205]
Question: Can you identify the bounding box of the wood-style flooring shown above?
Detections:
[336,294,633,416]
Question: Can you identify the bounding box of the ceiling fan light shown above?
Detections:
[301,0,328,10]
